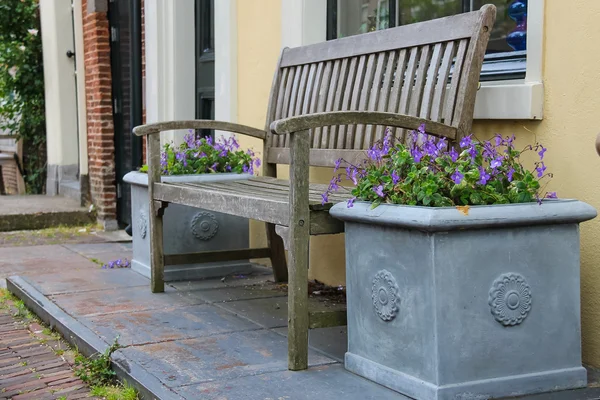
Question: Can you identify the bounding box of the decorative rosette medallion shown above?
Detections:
[138,211,148,239]
[191,212,219,241]
[372,270,400,321]
[489,273,532,326]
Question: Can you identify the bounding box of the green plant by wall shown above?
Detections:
[0,0,46,193]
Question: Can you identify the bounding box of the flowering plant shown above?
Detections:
[324,125,556,208]
[140,131,260,175]
[102,258,130,269]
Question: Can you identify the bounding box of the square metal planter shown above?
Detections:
[124,172,254,282]
[330,200,596,400]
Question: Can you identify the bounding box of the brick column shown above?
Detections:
[82,0,118,230]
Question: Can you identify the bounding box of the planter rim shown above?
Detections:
[123,171,251,187]
[329,199,597,232]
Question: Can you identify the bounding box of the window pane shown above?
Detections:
[397,0,463,25]
[474,0,527,53]
[337,0,392,38]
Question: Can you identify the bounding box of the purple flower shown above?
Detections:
[538,146,547,160]
[373,185,385,198]
[346,167,358,185]
[423,139,438,157]
[494,134,503,146]
[546,191,558,199]
[184,133,196,148]
[536,162,546,178]
[243,165,249,173]
[507,167,515,182]
[490,156,503,169]
[347,197,356,208]
[206,136,213,145]
[418,123,426,134]
[226,165,232,171]
[211,162,218,171]
[254,158,261,168]
[482,141,496,160]
[468,144,478,161]
[477,166,491,185]
[448,147,458,162]
[437,137,448,151]
[247,149,255,156]
[459,134,472,149]
[334,158,342,171]
[451,169,464,184]
[321,193,329,205]
[391,170,400,185]
[411,147,423,163]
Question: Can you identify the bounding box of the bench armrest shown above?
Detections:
[270,111,457,140]
[133,120,267,141]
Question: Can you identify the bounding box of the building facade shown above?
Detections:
[42,0,600,367]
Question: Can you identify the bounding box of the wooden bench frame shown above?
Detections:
[0,133,25,195]
[134,5,496,371]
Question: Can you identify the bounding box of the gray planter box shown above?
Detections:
[330,200,597,400]
[124,171,253,282]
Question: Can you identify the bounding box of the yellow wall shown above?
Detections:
[472,1,600,367]
[236,0,600,365]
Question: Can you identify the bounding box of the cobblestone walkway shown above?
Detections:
[0,302,94,400]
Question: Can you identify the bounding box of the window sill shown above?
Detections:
[473,80,544,120]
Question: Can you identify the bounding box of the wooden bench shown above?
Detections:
[0,133,25,195]
[134,5,495,370]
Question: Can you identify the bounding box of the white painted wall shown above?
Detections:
[39,0,79,167]
[73,0,88,176]
[144,0,196,149]
[214,0,237,140]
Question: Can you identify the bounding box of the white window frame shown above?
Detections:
[281,0,544,120]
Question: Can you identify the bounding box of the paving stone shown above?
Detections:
[174,363,408,400]
[62,242,132,256]
[51,285,205,317]
[185,284,287,304]
[169,265,273,291]
[79,304,259,346]
[26,268,149,295]
[216,296,288,329]
[274,326,348,362]
[120,329,336,388]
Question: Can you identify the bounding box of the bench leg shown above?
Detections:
[149,200,166,293]
[286,129,310,371]
[267,223,288,282]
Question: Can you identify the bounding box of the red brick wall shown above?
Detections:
[82,0,117,224]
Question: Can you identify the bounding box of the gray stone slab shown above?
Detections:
[62,242,132,256]
[174,363,407,399]
[216,296,288,329]
[79,304,260,346]
[186,284,287,304]
[169,265,273,292]
[121,330,336,388]
[50,285,205,317]
[274,326,347,362]
[25,268,149,295]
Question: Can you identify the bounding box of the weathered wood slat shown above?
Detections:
[147,134,165,293]
[313,61,333,148]
[281,67,297,147]
[345,55,367,149]
[408,45,432,121]
[164,248,271,266]
[322,59,341,149]
[336,57,358,149]
[365,52,388,146]
[267,148,368,167]
[288,64,304,119]
[271,111,457,139]
[354,53,378,149]
[303,62,325,149]
[431,41,456,122]
[444,39,468,126]
[133,120,266,141]
[280,10,482,67]
[396,47,419,139]
[272,67,290,148]
[420,42,444,120]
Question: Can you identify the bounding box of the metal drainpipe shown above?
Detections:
[130,0,143,169]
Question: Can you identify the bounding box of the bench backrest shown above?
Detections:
[263,5,495,169]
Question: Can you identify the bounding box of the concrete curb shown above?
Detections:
[0,211,95,232]
[7,275,184,400]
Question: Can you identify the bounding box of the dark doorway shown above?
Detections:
[196,0,215,138]
[109,0,143,226]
